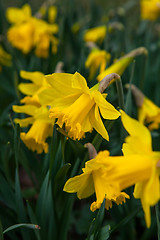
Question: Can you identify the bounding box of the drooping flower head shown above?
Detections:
[97,47,148,83]
[121,110,160,228]
[12,70,54,153]
[83,23,124,44]
[64,148,130,212]
[127,84,160,130]
[13,104,53,154]
[85,48,111,80]
[39,72,120,141]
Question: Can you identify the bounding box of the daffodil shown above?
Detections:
[0,45,12,71]
[128,84,160,130]
[121,110,160,228]
[64,143,158,213]
[6,4,58,57]
[84,25,107,43]
[140,0,160,21]
[64,150,130,212]
[97,47,148,83]
[85,48,111,80]
[39,72,120,141]
[13,104,53,154]
[83,23,123,43]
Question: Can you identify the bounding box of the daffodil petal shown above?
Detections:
[63,173,94,199]
[72,72,89,93]
[20,70,45,85]
[121,110,152,152]
[93,90,120,119]
[89,105,109,141]
[14,117,34,127]
[12,105,37,116]
[18,83,39,95]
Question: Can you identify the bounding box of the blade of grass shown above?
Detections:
[3,223,40,234]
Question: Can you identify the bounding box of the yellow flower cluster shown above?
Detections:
[6,4,58,58]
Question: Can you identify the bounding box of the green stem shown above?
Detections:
[155,203,160,240]
[116,77,125,110]
[139,53,148,91]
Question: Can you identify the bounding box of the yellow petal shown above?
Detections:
[14,117,34,127]
[92,90,120,119]
[6,4,31,24]
[89,105,109,141]
[72,72,90,93]
[18,83,39,96]
[45,73,82,96]
[120,110,152,153]
[20,70,45,85]
[12,105,37,116]
[63,173,94,199]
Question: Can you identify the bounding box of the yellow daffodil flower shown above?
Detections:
[141,0,160,21]
[84,25,107,43]
[13,104,53,154]
[6,4,58,58]
[83,23,123,43]
[64,144,158,213]
[97,47,148,83]
[85,48,111,80]
[39,72,120,140]
[64,150,130,212]
[0,45,12,71]
[128,84,160,130]
[138,97,160,130]
[121,110,160,228]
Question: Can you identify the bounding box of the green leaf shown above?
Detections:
[89,225,110,240]
[3,223,40,234]
[53,163,71,197]
[87,198,106,240]
[0,219,4,240]
[14,124,20,167]
[27,203,41,240]
[15,168,29,240]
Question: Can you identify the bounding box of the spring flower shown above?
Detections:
[84,23,123,43]
[140,0,160,21]
[0,45,12,71]
[6,4,58,57]
[64,142,158,213]
[128,84,160,130]
[121,110,160,228]
[39,72,120,140]
[85,48,111,80]
[64,149,130,212]
[84,25,107,43]
[13,104,53,154]
[97,47,148,83]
